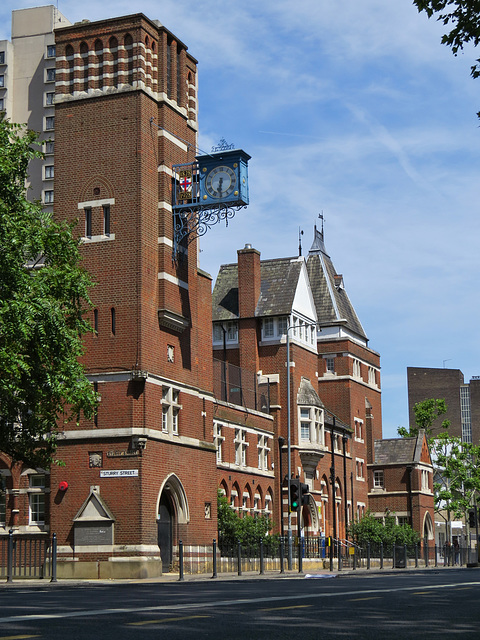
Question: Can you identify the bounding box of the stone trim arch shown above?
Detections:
[157,473,189,524]
[423,511,434,541]
[79,175,115,203]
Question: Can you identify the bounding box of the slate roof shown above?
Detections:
[306,226,367,341]
[373,430,427,466]
[212,257,303,321]
[297,377,324,408]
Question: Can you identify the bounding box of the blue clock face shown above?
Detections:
[205,165,237,198]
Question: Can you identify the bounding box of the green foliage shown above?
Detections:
[348,510,419,547]
[430,432,480,521]
[413,1,480,115]
[398,398,449,438]
[217,490,277,547]
[0,117,97,467]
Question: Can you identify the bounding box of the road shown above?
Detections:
[1,569,479,639]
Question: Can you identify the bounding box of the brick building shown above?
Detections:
[368,430,434,540]
[52,11,217,578]
[212,230,434,544]
[0,8,434,577]
[407,366,480,443]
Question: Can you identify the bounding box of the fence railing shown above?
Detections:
[0,530,57,582]
[173,538,479,578]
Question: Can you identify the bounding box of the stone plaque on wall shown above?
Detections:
[74,522,113,546]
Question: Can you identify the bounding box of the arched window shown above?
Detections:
[94,39,103,90]
[243,484,253,515]
[151,40,157,89]
[109,37,118,88]
[124,34,134,85]
[65,44,74,94]
[231,482,240,511]
[265,487,274,519]
[255,486,263,515]
[80,41,89,92]
[176,45,182,105]
[0,471,7,525]
[219,480,228,499]
[187,71,196,121]
[166,40,172,99]
[145,36,152,89]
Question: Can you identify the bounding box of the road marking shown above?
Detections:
[261,605,312,612]
[2,580,480,624]
[348,597,382,602]
[0,636,40,640]
[129,615,210,626]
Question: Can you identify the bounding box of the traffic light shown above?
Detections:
[300,482,310,506]
[469,508,477,528]
[290,479,300,511]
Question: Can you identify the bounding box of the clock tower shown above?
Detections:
[51,13,218,578]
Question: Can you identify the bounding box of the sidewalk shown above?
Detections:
[2,562,476,587]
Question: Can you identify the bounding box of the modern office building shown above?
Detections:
[407,367,480,443]
[0,6,71,208]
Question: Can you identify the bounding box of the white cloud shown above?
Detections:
[3,0,480,439]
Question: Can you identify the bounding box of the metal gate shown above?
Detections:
[0,530,57,581]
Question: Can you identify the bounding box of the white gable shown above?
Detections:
[291,259,317,323]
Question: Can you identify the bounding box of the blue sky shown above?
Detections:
[2,1,480,438]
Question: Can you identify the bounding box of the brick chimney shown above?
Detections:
[237,244,261,376]
[237,244,261,318]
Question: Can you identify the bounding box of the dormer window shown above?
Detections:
[213,321,238,345]
[261,316,290,341]
[264,317,274,338]
[289,314,317,349]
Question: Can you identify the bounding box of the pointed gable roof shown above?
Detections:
[297,377,324,408]
[306,225,367,342]
[373,430,432,466]
[212,255,316,322]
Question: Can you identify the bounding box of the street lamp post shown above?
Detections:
[342,434,348,541]
[278,436,285,541]
[330,420,337,545]
[285,319,318,569]
[286,324,293,569]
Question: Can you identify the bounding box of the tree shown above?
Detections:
[430,432,480,539]
[0,117,97,468]
[217,490,276,548]
[413,0,480,115]
[397,398,449,438]
[348,510,419,547]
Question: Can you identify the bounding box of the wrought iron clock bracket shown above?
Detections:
[173,202,247,260]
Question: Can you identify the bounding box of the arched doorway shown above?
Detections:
[157,492,174,571]
[157,474,190,572]
[423,511,434,541]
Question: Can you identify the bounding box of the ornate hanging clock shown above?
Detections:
[205,165,237,199]
[171,142,251,257]
[197,147,250,207]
